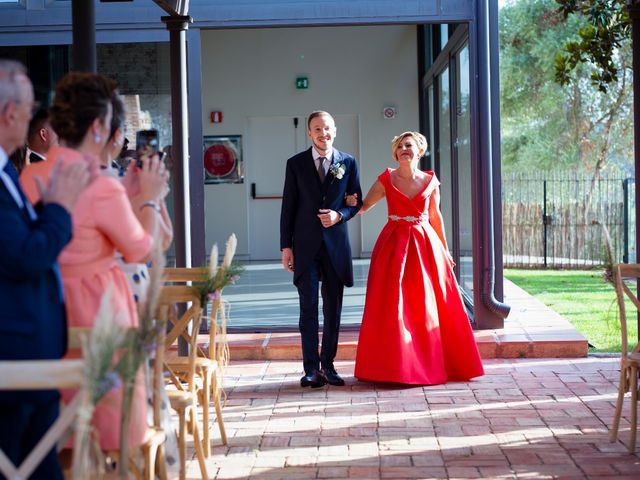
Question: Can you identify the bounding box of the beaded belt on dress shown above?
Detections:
[388,214,426,224]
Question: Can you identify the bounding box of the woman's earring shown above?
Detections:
[95,133,101,144]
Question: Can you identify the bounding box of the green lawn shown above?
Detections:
[504,269,639,353]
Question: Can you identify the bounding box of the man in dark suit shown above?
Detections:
[280,110,362,388]
[26,107,58,164]
[0,59,88,479]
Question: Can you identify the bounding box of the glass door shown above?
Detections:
[437,67,453,249]
[455,43,473,293]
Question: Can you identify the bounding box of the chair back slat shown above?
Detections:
[0,359,84,390]
[0,361,84,479]
[159,285,201,304]
[610,263,640,452]
[621,282,640,312]
[157,284,203,392]
[153,306,168,427]
[157,267,208,283]
[613,264,640,357]
[185,309,203,394]
[164,303,202,348]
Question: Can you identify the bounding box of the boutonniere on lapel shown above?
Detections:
[329,162,346,182]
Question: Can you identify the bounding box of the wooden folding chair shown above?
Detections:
[159,288,209,480]
[160,270,228,456]
[0,359,84,480]
[611,263,640,452]
[68,326,168,480]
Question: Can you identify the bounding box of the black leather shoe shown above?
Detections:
[322,368,345,386]
[300,370,327,388]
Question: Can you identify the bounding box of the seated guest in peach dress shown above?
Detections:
[20,72,168,451]
[100,93,173,304]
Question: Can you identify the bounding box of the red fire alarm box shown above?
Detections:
[210,111,223,123]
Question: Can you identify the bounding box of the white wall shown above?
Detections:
[200,25,419,257]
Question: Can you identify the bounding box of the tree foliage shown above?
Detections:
[500,0,633,176]
[555,0,630,93]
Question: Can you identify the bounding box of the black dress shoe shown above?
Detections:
[300,370,327,388]
[322,367,345,386]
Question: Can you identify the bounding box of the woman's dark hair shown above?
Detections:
[49,72,117,147]
[109,91,125,141]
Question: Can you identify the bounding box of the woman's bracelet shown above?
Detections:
[140,201,161,213]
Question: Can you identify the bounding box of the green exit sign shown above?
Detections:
[296,77,309,89]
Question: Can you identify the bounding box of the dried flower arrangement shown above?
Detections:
[72,287,127,478]
[196,233,244,307]
[114,244,167,476]
[197,234,243,390]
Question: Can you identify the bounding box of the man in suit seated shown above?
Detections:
[0,59,89,479]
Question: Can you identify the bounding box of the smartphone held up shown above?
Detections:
[135,129,164,168]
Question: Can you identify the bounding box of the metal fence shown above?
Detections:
[502,172,636,268]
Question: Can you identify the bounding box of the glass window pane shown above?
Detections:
[98,42,173,158]
[439,24,449,51]
[455,43,473,294]
[425,83,435,170]
[437,67,453,250]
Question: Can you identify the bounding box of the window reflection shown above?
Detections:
[456,43,473,294]
[438,68,453,250]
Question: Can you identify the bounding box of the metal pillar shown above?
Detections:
[186,27,206,268]
[488,0,505,301]
[163,15,193,354]
[471,0,510,329]
[162,15,193,270]
[71,0,96,72]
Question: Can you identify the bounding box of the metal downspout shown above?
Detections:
[478,0,510,320]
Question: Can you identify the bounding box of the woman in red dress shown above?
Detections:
[351,131,483,385]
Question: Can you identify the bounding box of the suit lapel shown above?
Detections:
[331,149,343,168]
[2,162,36,222]
[305,147,345,193]
[321,149,343,195]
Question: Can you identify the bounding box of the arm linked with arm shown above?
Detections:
[359,180,385,214]
[336,157,363,222]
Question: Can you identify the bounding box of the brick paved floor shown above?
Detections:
[181,357,640,479]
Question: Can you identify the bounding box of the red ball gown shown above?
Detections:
[354,169,484,385]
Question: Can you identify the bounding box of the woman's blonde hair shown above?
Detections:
[391,131,428,160]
